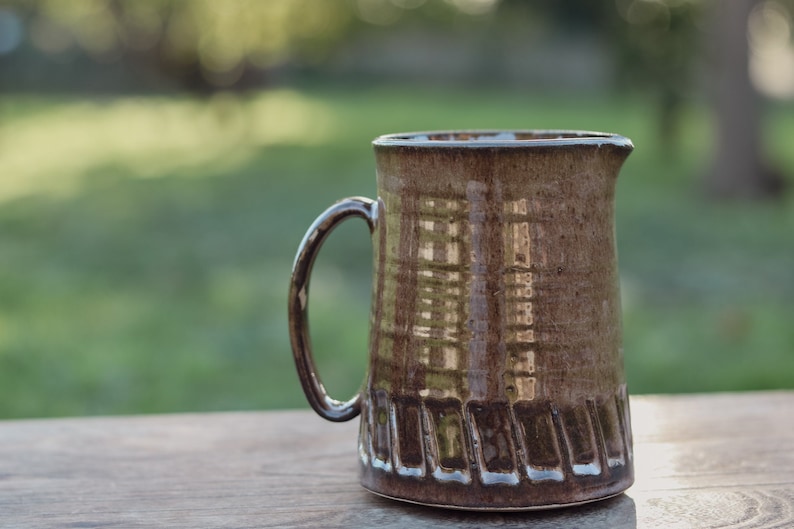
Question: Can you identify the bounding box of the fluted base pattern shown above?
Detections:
[358,387,633,510]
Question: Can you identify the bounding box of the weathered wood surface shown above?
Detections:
[0,391,792,528]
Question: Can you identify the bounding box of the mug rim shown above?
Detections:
[373,130,634,150]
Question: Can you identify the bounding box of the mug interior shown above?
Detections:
[408,132,601,141]
[373,130,633,149]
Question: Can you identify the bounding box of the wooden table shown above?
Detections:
[1,391,792,528]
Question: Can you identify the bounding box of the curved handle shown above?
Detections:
[288,197,377,422]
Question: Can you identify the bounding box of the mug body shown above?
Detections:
[358,131,634,510]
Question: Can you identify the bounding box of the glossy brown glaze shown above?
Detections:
[289,131,634,510]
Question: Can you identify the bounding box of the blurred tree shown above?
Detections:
[7,0,505,91]
[610,0,703,156]
[705,0,786,198]
[10,0,355,91]
[9,0,701,101]
[518,0,703,155]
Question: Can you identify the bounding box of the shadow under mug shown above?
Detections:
[289,130,635,511]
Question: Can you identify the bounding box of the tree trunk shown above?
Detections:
[705,0,785,199]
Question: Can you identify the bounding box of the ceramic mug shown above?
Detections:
[288,130,634,510]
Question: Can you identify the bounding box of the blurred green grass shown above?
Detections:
[0,85,792,418]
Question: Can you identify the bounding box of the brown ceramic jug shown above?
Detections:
[288,131,634,510]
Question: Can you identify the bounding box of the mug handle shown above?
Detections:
[288,197,378,422]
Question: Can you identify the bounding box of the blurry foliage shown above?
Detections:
[2,0,714,155]
[610,0,704,149]
[5,0,508,90]
[9,0,356,89]
[6,0,705,97]
[611,0,703,92]
[506,0,704,150]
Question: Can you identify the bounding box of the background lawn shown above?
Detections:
[0,85,792,418]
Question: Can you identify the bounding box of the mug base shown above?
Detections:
[360,462,634,511]
[362,483,629,512]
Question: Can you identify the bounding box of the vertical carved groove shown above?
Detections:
[513,400,564,481]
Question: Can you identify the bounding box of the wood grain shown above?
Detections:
[0,391,792,528]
